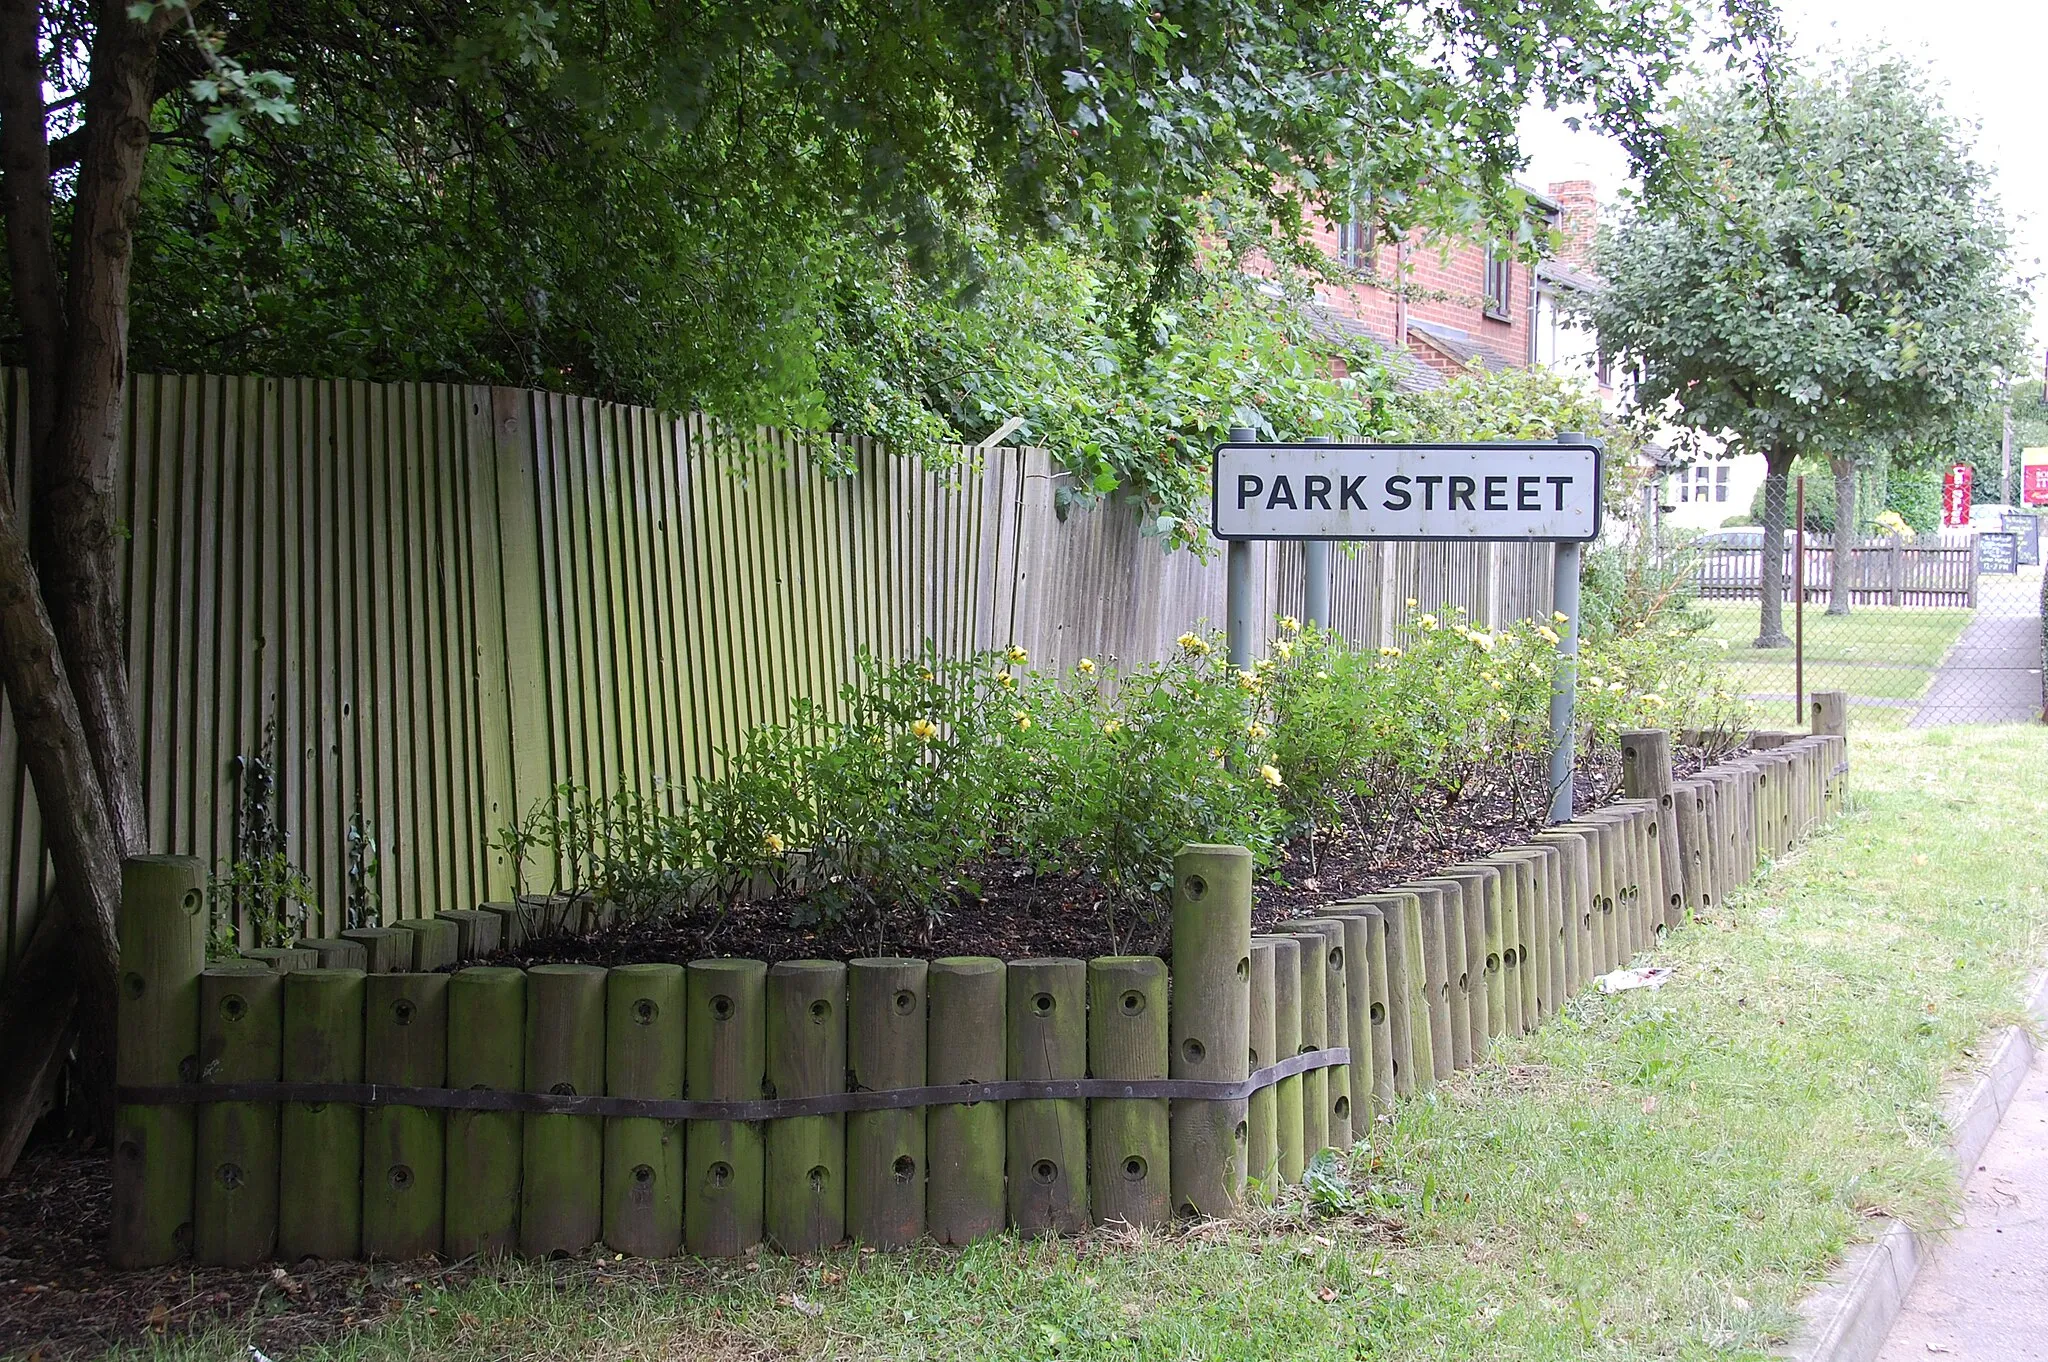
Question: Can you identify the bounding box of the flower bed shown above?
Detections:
[491,608,1750,965]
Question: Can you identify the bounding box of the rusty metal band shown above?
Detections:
[120,1046,1348,1119]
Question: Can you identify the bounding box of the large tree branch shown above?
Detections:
[0,485,122,1174]
[0,0,66,457]
[34,0,173,859]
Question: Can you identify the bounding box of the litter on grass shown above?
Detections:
[1597,966,1675,994]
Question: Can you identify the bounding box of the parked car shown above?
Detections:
[1692,527,1765,551]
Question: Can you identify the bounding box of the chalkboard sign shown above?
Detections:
[2002,512,2041,567]
[1977,531,2019,575]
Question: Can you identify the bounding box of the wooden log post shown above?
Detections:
[242,946,320,973]
[1007,958,1088,1235]
[1261,935,1304,1184]
[1168,845,1251,1219]
[1358,907,1395,1117]
[1697,772,1729,906]
[278,968,366,1260]
[1515,845,1565,1009]
[849,958,927,1248]
[1439,868,1497,1053]
[1670,780,1711,916]
[478,901,529,951]
[1293,921,1352,1148]
[685,959,767,1256]
[194,963,281,1266]
[1533,830,1594,990]
[110,855,208,1268]
[363,972,449,1260]
[1403,882,1458,1077]
[1622,730,1687,932]
[437,909,503,960]
[296,937,368,971]
[1357,892,1429,1098]
[1088,956,1171,1228]
[521,964,606,1256]
[1283,932,1329,1156]
[444,967,526,1257]
[1812,689,1849,738]
[1325,914,1373,1142]
[1483,853,1537,1028]
[340,927,415,974]
[606,963,689,1257]
[765,961,843,1255]
[1246,939,1279,1193]
[927,957,1005,1244]
[395,917,459,972]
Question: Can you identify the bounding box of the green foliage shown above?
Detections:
[494,781,695,922]
[1588,56,2031,467]
[9,0,1777,541]
[205,850,318,958]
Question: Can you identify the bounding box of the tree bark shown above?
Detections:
[0,495,123,1175]
[33,0,166,861]
[1827,455,1855,617]
[1756,445,1795,648]
[0,0,174,1171]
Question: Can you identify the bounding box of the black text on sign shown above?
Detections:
[1211,442,1603,543]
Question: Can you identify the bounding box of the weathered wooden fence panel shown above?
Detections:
[0,375,1558,970]
[1694,536,1977,607]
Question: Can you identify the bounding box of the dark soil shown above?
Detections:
[0,1143,479,1359]
[491,750,1720,971]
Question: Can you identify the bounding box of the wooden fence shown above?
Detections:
[1693,536,1977,607]
[107,730,1848,1267]
[0,373,1556,971]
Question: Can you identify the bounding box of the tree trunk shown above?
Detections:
[34,0,163,860]
[0,497,123,1175]
[0,0,174,1172]
[1756,446,1795,648]
[1827,456,1855,617]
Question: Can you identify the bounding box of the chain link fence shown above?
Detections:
[1691,510,2045,729]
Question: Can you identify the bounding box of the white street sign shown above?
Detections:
[1211,441,1603,542]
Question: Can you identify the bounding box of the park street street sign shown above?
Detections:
[1211,440,1603,542]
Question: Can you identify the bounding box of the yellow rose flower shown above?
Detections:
[997,673,1017,689]
[1469,630,1495,652]
[1247,722,1268,741]
[1419,613,1439,630]
[1006,644,1029,665]
[1535,625,1560,646]
[1406,597,1419,609]
[911,717,938,742]
[761,831,786,855]
[1378,645,1402,658]
[1076,657,1097,675]
[1013,709,1032,730]
[1239,670,1262,691]
[1279,615,1302,634]
[1274,640,1294,661]
[1314,670,1330,682]
[1553,610,1569,625]
[1177,632,1211,657]
[1259,764,1284,789]
[1102,718,1123,736]
[1640,693,1665,709]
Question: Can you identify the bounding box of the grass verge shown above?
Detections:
[142,727,2048,1362]
[1699,602,1975,730]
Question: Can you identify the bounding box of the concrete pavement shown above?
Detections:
[1911,567,2044,726]
[1875,1037,2048,1360]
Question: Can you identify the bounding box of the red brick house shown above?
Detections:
[1298,179,1610,397]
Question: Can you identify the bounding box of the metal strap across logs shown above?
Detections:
[123,1046,1347,1119]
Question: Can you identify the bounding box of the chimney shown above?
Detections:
[1548,180,1599,270]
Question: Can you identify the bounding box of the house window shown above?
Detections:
[1482,246,1513,321]
[1594,349,1612,386]
[1336,211,1375,269]
[1715,465,1730,503]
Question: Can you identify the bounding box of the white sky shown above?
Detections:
[1518,0,2048,362]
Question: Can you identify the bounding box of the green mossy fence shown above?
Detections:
[0,371,1557,977]
[107,724,1847,1267]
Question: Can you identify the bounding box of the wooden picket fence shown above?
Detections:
[1694,535,1977,607]
[107,721,1848,1267]
[0,371,1556,977]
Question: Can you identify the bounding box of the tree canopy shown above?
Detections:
[1586,55,2030,637]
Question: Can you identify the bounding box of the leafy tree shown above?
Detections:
[0,0,1771,1167]
[1587,55,2029,641]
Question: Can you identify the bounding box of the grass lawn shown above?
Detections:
[1699,601,1976,729]
[149,727,2048,1362]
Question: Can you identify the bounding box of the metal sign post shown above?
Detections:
[1213,432,1602,825]
[1301,435,1333,628]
